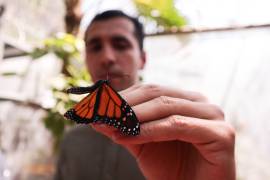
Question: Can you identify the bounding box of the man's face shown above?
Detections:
[85,17,145,91]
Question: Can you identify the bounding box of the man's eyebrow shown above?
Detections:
[111,35,130,42]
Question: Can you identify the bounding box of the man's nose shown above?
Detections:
[100,45,116,66]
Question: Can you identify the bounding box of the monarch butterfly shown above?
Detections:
[64,80,140,136]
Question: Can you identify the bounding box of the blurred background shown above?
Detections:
[1,0,270,179]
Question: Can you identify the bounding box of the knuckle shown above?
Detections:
[141,124,155,141]
[197,93,208,102]
[143,84,162,96]
[156,96,174,106]
[144,84,160,91]
[219,123,236,149]
[226,123,236,141]
[169,115,188,128]
[209,104,225,119]
[191,92,208,102]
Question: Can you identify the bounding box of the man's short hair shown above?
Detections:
[85,10,144,51]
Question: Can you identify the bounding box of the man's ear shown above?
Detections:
[139,51,146,69]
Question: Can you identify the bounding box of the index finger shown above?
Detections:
[120,84,208,106]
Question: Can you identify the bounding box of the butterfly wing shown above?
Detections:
[64,88,98,124]
[64,80,140,136]
[98,83,140,136]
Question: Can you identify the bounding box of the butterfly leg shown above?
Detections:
[66,80,105,94]
[66,86,96,94]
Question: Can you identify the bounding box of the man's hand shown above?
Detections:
[92,84,236,180]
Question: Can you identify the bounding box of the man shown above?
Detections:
[55,10,146,180]
[56,10,236,180]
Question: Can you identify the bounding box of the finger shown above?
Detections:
[120,84,208,106]
[120,83,141,94]
[113,115,234,149]
[133,96,224,122]
[91,124,118,137]
[113,115,235,165]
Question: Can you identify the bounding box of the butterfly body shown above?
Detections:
[64,80,140,136]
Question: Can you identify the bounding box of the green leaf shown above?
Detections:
[134,0,187,28]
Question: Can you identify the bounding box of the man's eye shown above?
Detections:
[87,45,101,52]
[114,42,129,50]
